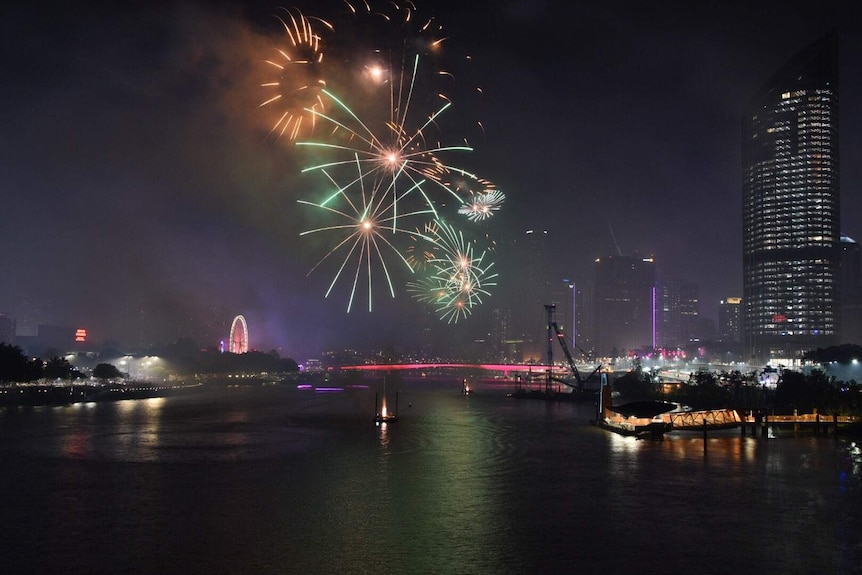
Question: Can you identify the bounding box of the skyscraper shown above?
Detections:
[656,278,699,350]
[573,282,593,356]
[718,298,743,344]
[509,229,551,360]
[592,254,656,357]
[742,33,840,363]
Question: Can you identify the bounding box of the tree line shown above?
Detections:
[0,343,125,384]
[1,340,300,384]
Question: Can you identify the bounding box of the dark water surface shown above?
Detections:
[1,380,860,574]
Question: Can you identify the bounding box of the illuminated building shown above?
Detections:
[718,297,743,343]
[592,254,656,357]
[549,279,575,341]
[742,33,840,362]
[656,278,699,349]
[489,308,510,362]
[510,228,552,361]
[541,279,585,360]
[573,282,593,356]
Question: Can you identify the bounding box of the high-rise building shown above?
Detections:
[592,254,656,357]
[656,278,699,349]
[549,280,575,337]
[840,236,862,345]
[489,308,510,362]
[742,33,840,363]
[718,298,743,343]
[545,279,585,359]
[510,229,551,360]
[573,282,593,356]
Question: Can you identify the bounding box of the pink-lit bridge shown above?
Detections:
[340,363,570,377]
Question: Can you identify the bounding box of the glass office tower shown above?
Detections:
[593,254,656,357]
[742,33,840,363]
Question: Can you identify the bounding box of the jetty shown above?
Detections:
[739,410,860,437]
[593,382,860,439]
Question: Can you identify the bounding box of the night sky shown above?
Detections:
[2,1,861,361]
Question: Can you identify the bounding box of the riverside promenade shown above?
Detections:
[739,410,861,437]
[0,381,203,406]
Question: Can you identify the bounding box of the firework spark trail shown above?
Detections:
[299,156,436,311]
[299,84,477,177]
[405,220,442,272]
[458,189,506,221]
[296,57,483,230]
[431,221,497,288]
[259,9,332,141]
[406,219,497,322]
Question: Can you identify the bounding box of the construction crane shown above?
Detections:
[545,304,602,392]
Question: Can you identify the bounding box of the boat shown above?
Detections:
[461,379,473,395]
[374,390,398,424]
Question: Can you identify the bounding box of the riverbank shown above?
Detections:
[0,381,204,407]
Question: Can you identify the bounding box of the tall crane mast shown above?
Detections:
[545,303,601,391]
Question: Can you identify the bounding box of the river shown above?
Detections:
[0,379,860,574]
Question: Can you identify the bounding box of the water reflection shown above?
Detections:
[55,396,167,461]
[605,432,642,478]
[377,420,391,452]
[849,441,861,477]
[1,383,861,574]
[3,389,338,463]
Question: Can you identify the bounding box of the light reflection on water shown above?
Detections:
[0,382,860,574]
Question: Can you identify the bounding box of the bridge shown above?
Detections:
[665,409,742,430]
[598,406,744,438]
[340,363,571,378]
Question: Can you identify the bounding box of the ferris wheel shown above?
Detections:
[229,315,249,354]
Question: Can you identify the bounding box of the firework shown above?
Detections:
[297,59,478,231]
[405,220,442,272]
[259,9,332,141]
[458,189,505,222]
[279,2,500,320]
[405,275,448,305]
[299,156,436,312]
[407,220,497,323]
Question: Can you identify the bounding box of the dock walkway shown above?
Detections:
[597,408,860,439]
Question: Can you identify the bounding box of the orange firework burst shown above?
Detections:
[259,9,332,141]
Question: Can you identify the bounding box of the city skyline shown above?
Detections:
[2,1,862,360]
